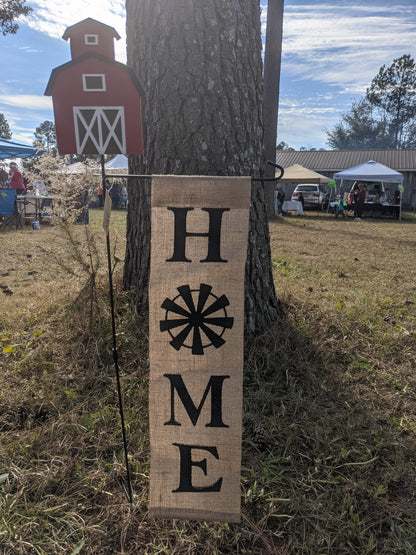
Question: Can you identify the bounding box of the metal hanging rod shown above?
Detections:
[97,160,284,183]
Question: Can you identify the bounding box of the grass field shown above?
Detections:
[1,208,415,554]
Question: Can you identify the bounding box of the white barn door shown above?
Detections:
[73,106,126,155]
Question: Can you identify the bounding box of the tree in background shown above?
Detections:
[367,54,416,148]
[0,0,32,35]
[326,99,392,150]
[276,141,294,151]
[124,0,279,333]
[34,120,56,154]
[0,113,12,140]
[276,141,324,152]
[327,54,416,150]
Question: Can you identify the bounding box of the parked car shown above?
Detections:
[291,183,327,208]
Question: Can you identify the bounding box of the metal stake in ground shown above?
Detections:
[101,155,133,505]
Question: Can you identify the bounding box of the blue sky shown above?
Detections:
[0,0,415,150]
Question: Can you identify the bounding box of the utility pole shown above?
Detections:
[263,0,284,218]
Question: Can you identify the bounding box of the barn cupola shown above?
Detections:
[62,17,120,61]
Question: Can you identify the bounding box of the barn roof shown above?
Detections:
[275,149,416,172]
[44,52,145,98]
[62,17,120,41]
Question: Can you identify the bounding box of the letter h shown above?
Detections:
[166,207,229,263]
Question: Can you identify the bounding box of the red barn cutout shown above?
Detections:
[45,17,144,156]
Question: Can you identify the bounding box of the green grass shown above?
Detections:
[1,209,416,553]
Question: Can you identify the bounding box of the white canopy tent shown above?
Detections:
[104,154,128,171]
[60,161,85,173]
[334,160,404,221]
[334,160,403,183]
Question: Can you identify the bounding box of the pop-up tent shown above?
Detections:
[104,154,128,170]
[0,138,42,159]
[334,160,403,183]
[277,164,330,184]
[334,160,404,221]
[60,161,85,173]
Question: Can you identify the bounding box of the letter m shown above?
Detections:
[163,374,230,428]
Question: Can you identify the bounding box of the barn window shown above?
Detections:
[82,74,106,92]
[85,34,98,45]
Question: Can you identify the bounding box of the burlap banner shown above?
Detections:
[148,175,250,522]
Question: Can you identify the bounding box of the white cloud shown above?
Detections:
[0,95,53,141]
[277,108,339,150]
[0,94,52,110]
[281,4,416,89]
[270,1,416,147]
[22,1,416,93]
[19,46,42,53]
[11,131,39,144]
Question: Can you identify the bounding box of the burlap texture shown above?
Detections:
[149,175,250,522]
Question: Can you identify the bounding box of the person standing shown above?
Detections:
[277,187,285,215]
[0,164,8,186]
[98,180,104,208]
[393,188,401,219]
[109,181,121,209]
[350,184,359,215]
[9,162,25,195]
[355,182,366,221]
[298,191,305,211]
[335,197,346,219]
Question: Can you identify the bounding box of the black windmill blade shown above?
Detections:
[160,318,189,332]
[203,316,234,329]
[160,297,191,318]
[196,283,212,313]
[170,323,194,351]
[192,325,204,355]
[200,322,226,349]
[201,294,230,317]
[177,284,197,314]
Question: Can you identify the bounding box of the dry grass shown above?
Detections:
[0,208,415,554]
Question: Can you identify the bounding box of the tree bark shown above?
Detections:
[124,0,279,333]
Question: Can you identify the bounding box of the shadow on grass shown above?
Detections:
[276,209,416,224]
[241,302,416,554]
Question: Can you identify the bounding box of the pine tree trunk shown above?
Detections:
[123,0,279,332]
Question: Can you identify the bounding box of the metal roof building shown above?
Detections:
[275,149,416,207]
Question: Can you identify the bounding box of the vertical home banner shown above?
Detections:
[149,175,251,522]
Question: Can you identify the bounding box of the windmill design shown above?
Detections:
[160,284,234,355]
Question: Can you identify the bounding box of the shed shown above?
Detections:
[45,18,144,156]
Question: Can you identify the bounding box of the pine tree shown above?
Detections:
[123,0,279,333]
